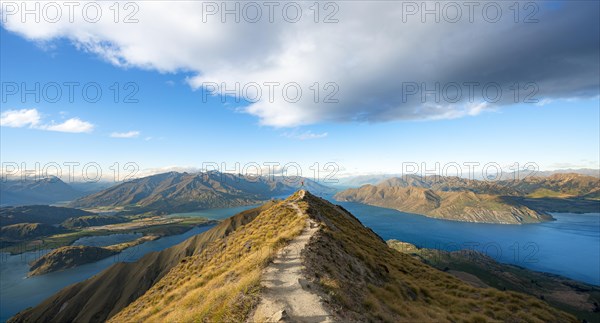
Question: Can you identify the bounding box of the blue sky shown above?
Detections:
[1,1,599,180]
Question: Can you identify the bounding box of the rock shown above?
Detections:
[298,278,311,289]
[269,309,288,322]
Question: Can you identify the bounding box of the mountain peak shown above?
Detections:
[286,189,308,201]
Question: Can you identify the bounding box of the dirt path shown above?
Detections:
[252,191,333,322]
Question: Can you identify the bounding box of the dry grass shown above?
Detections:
[109,192,307,322]
[302,193,578,323]
[108,191,577,323]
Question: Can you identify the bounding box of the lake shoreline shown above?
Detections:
[328,197,600,286]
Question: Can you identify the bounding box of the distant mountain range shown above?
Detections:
[69,171,335,214]
[335,173,600,224]
[514,168,600,178]
[371,173,600,198]
[0,177,114,206]
[0,177,84,206]
[335,186,550,224]
[335,168,600,187]
[1,171,334,212]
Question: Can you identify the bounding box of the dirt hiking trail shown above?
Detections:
[252,190,333,322]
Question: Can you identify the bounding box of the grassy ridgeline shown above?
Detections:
[10,191,578,323]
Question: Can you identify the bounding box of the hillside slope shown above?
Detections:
[509,173,600,198]
[335,186,551,224]
[388,240,600,322]
[300,192,574,321]
[8,202,276,322]
[365,173,599,198]
[0,205,94,227]
[0,223,64,240]
[334,174,600,223]
[10,191,576,322]
[28,246,118,277]
[109,191,309,322]
[60,215,127,228]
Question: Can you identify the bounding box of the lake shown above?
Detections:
[0,225,215,322]
[334,200,600,286]
[1,199,598,321]
[168,198,599,285]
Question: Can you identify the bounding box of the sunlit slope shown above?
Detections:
[10,191,576,322]
[109,191,308,322]
[8,202,276,323]
[335,185,550,224]
[335,174,600,223]
[113,191,575,322]
[300,192,575,322]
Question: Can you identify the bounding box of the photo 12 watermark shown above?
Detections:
[398,1,540,24]
[200,81,340,104]
[1,1,140,24]
[1,161,140,183]
[199,1,340,23]
[400,81,539,104]
[1,81,140,104]
[400,161,539,181]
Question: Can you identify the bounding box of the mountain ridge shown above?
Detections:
[8,201,276,322]
[69,171,334,214]
[10,191,577,322]
[334,174,599,224]
[0,177,84,206]
[335,185,551,224]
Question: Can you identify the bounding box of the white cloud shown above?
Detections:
[1,1,597,127]
[110,130,140,138]
[42,118,95,133]
[0,109,41,127]
[1,109,94,133]
[283,130,328,140]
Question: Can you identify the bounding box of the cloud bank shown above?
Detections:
[2,1,598,127]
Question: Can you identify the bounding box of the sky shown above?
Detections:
[0,0,599,182]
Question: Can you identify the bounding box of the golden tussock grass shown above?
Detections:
[301,193,577,323]
[108,195,307,323]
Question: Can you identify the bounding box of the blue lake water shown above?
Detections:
[1,199,599,321]
[171,198,599,285]
[333,200,600,285]
[0,225,215,322]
